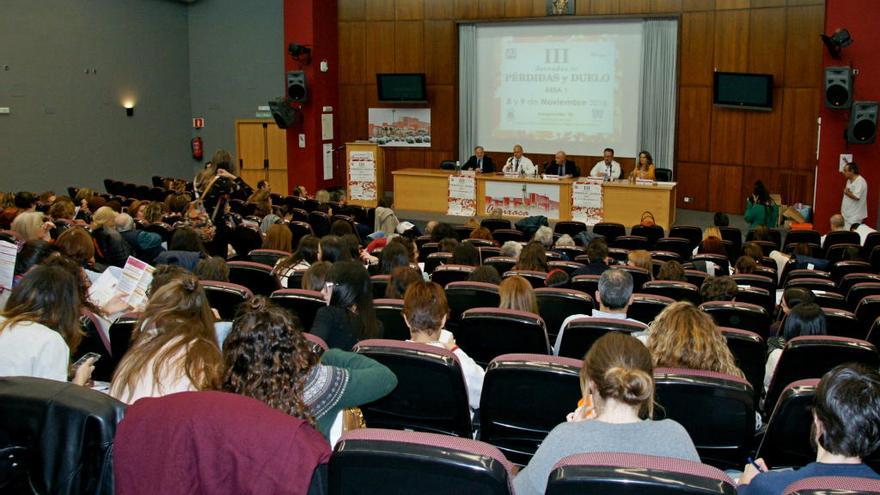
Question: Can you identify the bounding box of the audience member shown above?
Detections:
[274,235,320,287]
[374,198,399,235]
[222,296,396,440]
[12,240,59,285]
[330,219,354,238]
[742,241,764,261]
[734,256,758,274]
[467,265,502,285]
[91,206,133,267]
[499,240,522,259]
[301,261,332,291]
[262,223,292,252]
[55,227,100,279]
[516,241,549,272]
[380,242,410,274]
[438,237,459,254]
[545,269,570,288]
[116,212,164,263]
[713,212,730,227]
[573,238,611,276]
[554,234,576,248]
[744,180,779,229]
[385,266,422,299]
[770,287,815,336]
[469,227,494,243]
[430,222,456,243]
[403,281,484,411]
[700,276,738,302]
[193,256,230,282]
[452,243,480,267]
[739,364,880,493]
[656,260,686,282]
[764,302,826,390]
[11,211,52,242]
[627,250,653,276]
[318,235,351,263]
[514,332,699,495]
[556,269,638,350]
[154,227,207,271]
[533,226,554,249]
[311,261,382,350]
[499,275,538,313]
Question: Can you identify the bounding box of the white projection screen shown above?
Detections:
[473,20,644,157]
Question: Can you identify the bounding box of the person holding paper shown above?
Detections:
[544,151,580,177]
[630,150,656,180]
[841,162,868,228]
[462,146,495,173]
[589,148,622,180]
[502,144,537,176]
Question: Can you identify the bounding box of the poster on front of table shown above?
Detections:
[572,178,603,225]
[348,151,377,200]
[483,180,561,218]
[447,175,476,216]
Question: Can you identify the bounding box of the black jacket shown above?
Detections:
[311,306,383,351]
[92,227,133,268]
[544,160,580,177]
[462,154,495,173]
[573,261,610,277]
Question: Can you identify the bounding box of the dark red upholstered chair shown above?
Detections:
[431,264,476,287]
[483,256,517,276]
[734,287,775,317]
[720,327,765,401]
[840,272,880,294]
[492,229,527,244]
[811,291,847,311]
[480,218,511,232]
[546,453,737,495]
[547,260,586,275]
[227,261,280,296]
[783,268,830,286]
[570,274,600,302]
[784,230,821,250]
[700,301,770,338]
[631,224,665,248]
[855,295,880,333]
[329,428,515,495]
[555,317,648,359]
[201,281,253,320]
[846,282,880,310]
[552,246,585,260]
[616,265,651,291]
[641,280,701,305]
[444,282,500,329]
[287,221,313,247]
[591,222,625,243]
[247,248,289,267]
[783,477,880,495]
[303,332,329,355]
[831,260,873,282]
[653,368,755,469]
[732,273,776,293]
[424,252,452,274]
[684,269,709,287]
[479,354,582,465]
[458,309,549,366]
[269,289,325,331]
[535,288,594,341]
[628,293,675,325]
[822,230,861,251]
[822,307,863,339]
[613,235,649,251]
[369,274,390,300]
[373,298,409,341]
[503,269,547,289]
[353,340,474,437]
[307,210,332,237]
[756,379,818,469]
[785,277,841,294]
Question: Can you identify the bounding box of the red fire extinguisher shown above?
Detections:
[191,136,203,160]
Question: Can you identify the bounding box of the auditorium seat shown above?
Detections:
[544,250,563,260]
[653,368,755,469]
[839,272,880,295]
[369,274,390,300]
[612,235,649,251]
[785,277,840,294]
[479,354,582,465]
[631,224,665,248]
[628,293,674,325]
[554,220,588,238]
[615,265,651,291]
[354,340,473,437]
[463,238,495,248]
[75,311,114,382]
[730,286,774,318]
[555,318,648,359]
[445,281,501,328]
[247,248,289,267]
[304,332,328,355]
[700,301,770,338]
[752,240,778,256]
[285,269,305,289]
[719,226,743,254]
[547,260,586,276]
[650,250,681,263]
[756,379,819,469]
[607,247,630,263]
[229,226,263,259]
[201,281,253,320]
[227,261,280,296]
[287,221,313,246]
[783,268,830,286]
[830,260,873,282]
[373,298,409,341]
[846,282,880,310]
[431,264,476,287]
[329,429,514,495]
[783,477,880,495]
[764,336,879,415]
[458,309,550,366]
[0,377,126,495]
[307,211,332,237]
[668,226,702,250]
[720,327,765,400]
[811,291,847,311]
[546,452,737,495]
[570,275,600,303]
[684,269,709,288]
[655,237,692,261]
[855,295,880,331]
[654,167,673,182]
[552,245,585,260]
[424,252,453,274]
[108,312,140,374]
[826,243,862,263]
[419,242,439,257]
[747,229,782,249]
[477,246,501,262]
[783,230,821,250]
[492,229,527,244]
[480,218,511,232]
[592,222,625,243]
[535,288,594,340]
[270,289,325,331]
[483,256,517,276]
[692,253,730,275]
[503,270,547,288]
[642,280,701,305]
[822,230,861,251]
[288,207,308,222]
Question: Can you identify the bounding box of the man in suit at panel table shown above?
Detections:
[544,150,580,178]
[589,147,622,181]
[502,144,537,176]
[462,146,495,173]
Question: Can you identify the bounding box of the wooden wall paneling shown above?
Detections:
[708,164,745,213]
[779,87,820,169]
[679,12,715,86]
[427,151,453,168]
[454,0,480,19]
[394,21,425,73]
[715,0,750,9]
[478,0,505,17]
[365,22,395,83]
[383,149,399,191]
[574,0,593,15]
[713,9,750,72]
[429,85,456,151]
[751,0,785,7]
[424,21,456,85]
[395,0,424,20]
[743,88,784,167]
[504,0,539,17]
[785,0,824,5]
[783,5,824,87]
[365,0,395,20]
[338,0,366,21]
[651,0,683,13]
[338,22,366,85]
[748,7,786,85]
[676,162,710,210]
[590,0,621,14]
[677,87,713,163]
[710,107,746,165]
[339,85,367,143]
[618,0,652,14]
[777,170,815,205]
[682,0,715,11]
[425,0,454,19]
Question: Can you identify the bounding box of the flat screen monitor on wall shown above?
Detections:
[713,72,774,111]
[377,73,427,102]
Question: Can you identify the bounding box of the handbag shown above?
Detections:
[640,211,656,227]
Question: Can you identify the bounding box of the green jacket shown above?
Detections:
[744,200,779,229]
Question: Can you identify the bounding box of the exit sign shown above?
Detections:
[192,117,205,128]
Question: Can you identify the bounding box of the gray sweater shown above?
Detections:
[513,418,700,495]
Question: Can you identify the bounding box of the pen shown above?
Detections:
[747,457,765,473]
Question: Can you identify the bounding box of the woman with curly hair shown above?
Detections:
[646,301,744,378]
[110,273,223,403]
[222,296,397,440]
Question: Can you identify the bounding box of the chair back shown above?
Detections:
[547,260,586,276]
[591,222,625,243]
[616,265,651,291]
[424,252,452,274]
[554,221,588,238]
[700,301,770,338]
[720,327,766,400]
[288,221,313,246]
[756,379,820,469]
[370,274,390,300]
[831,260,873,282]
[308,211,332,237]
[201,281,253,320]
[734,286,775,317]
[628,293,675,325]
[535,288,594,340]
[503,269,547,288]
[613,235,649,251]
[822,307,863,338]
[269,289,325,330]
[556,317,648,359]
[373,298,409,341]
[631,225,665,248]
[783,230,821,250]
[642,280,701,304]
[227,261,280,296]
[458,309,549,366]
[247,248,289,267]
[732,273,776,293]
[855,295,880,332]
[483,256,517,275]
[846,282,880,310]
[823,230,861,250]
[445,282,501,327]
[655,237,693,261]
[492,229,527,243]
[668,225,703,250]
[783,477,880,495]
[431,264,476,287]
[480,218,511,232]
[570,274,600,299]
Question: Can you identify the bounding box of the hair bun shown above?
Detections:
[181,276,198,292]
[603,366,653,405]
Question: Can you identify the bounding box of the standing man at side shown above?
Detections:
[544,151,580,178]
[502,144,537,176]
[589,148,621,181]
[462,146,495,173]
[841,162,868,228]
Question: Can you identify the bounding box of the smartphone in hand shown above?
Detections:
[71,352,101,372]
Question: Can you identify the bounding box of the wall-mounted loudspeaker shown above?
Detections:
[824,66,852,109]
[268,97,301,129]
[287,71,308,103]
[846,101,878,144]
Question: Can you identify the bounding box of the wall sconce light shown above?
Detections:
[123,101,135,117]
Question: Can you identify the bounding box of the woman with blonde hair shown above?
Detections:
[110,273,223,403]
[627,249,653,275]
[647,301,744,378]
[514,332,699,495]
[499,275,539,314]
[11,211,52,241]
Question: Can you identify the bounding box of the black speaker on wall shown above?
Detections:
[287,70,308,103]
[824,66,853,109]
[268,97,301,129]
[846,101,878,144]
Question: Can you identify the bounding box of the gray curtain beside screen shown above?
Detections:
[639,18,679,176]
[458,24,477,163]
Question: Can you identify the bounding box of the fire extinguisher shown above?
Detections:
[191,136,203,160]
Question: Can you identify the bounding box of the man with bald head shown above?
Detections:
[820,213,847,247]
[544,150,580,178]
[502,144,536,176]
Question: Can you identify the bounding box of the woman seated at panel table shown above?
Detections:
[630,150,656,181]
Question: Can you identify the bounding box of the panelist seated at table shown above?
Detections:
[629,150,656,181]
[502,144,537,176]
[461,146,495,173]
[589,147,622,180]
[543,151,580,178]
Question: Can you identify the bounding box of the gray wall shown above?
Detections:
[0,0,193,195]
[187,0,284,169]
[0,0,284,195]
